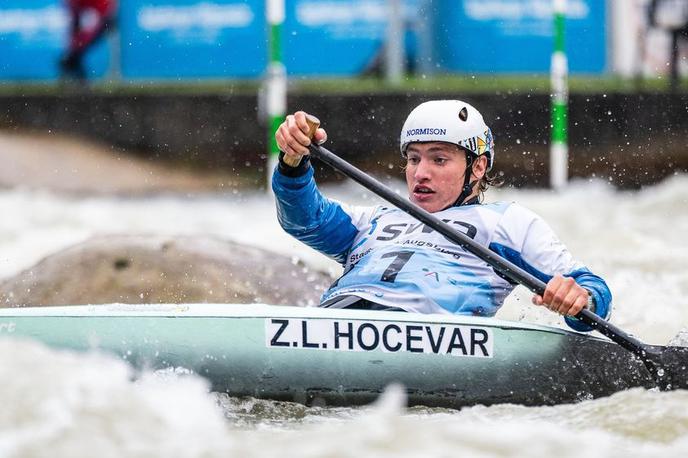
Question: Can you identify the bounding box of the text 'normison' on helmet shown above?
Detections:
[399,100,495,170]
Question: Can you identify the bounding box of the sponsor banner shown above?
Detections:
[265,317,494,357]
[0,0,109,80]
[119,0,266,78]
[434,0,606,73]
[0,0,417,81]
[285,0,387,76]
[118,0,419,78]
[1,0,609,80]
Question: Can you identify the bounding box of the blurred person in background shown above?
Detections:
[60,0,117,81]
[648,0,688,90]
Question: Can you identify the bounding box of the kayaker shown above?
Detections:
[272,100,611,331]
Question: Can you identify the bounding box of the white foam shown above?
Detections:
[0,338,233,457]
[1,175,688,456]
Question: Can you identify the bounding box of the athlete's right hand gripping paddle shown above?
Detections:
[281,114,321,167]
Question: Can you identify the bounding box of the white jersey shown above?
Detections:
[320,201,583,315]
[272,164,611,331]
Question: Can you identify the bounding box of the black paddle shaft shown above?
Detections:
[307,143,653,359]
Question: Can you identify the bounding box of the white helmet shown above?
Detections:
[399,100,495,170]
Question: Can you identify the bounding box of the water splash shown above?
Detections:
[0,338,233,457]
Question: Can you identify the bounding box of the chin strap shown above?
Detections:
[452,153,476,207]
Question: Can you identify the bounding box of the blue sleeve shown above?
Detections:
[563,269,612,332]
[489,243,612,332]
[271,165,359,265]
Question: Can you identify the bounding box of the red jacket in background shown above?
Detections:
[68,0,117,16]
[66,0,117,52]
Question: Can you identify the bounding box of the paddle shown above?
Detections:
[292,115,688,391]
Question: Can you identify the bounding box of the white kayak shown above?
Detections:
[0,303,659,408]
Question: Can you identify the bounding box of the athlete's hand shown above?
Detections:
[532,274,590,317]
[275,111,327,164]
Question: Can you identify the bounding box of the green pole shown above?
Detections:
[266,0,286,189]
[550,0,568,190]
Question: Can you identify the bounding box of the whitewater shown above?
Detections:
[1,174,687,457]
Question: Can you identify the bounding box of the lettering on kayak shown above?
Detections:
[406,325,423,353]
[447,327,466,355]
[334,321,354,350]
[382,324,402,351]
[471,328,490,357]
[425,325,446,353]
[357,323,379,351]
[269,319,290,347]
[0,322,16,333]
[265,318,493,358]
[302,320,320,349]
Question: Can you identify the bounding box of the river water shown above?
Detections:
[1,175,687,457]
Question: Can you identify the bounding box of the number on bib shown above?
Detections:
[380,251,414,282]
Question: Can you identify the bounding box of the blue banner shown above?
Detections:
[433,0,607,73]
[0,0,109,80]
[0,0,606,81]
[119,0,409,79]
[119,0,266,79]
[285,0,387,76]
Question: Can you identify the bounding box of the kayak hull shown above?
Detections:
[0,303,655,408]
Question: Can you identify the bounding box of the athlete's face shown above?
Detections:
[404,142,482,213]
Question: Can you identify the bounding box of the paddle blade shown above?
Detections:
[647,345,688,390]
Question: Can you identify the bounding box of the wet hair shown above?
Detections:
[473,159,502,202]
[462,148,502,204]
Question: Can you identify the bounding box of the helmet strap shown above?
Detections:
[452,153,477,207]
